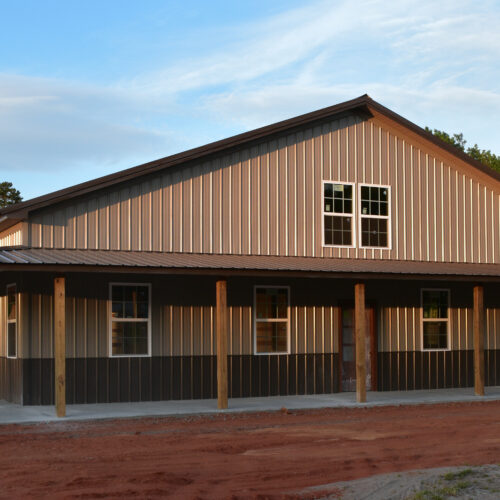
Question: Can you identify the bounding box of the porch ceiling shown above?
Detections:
[0,248,498,280]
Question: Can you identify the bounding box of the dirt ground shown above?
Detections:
[1,401,500,499]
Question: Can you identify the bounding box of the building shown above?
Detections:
[0,95,498,416]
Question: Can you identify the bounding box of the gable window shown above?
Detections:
[109,284,151,356]
[254,287,289,354]
[359,184,390,248]
[421,289,449,350]
[6,284,17,358]
[323,182,355,247]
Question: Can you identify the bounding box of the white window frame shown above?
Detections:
[6,283,17,359]
[108,282,152,358]
[358,183,392,250]
[322,180,356,249]
[420,288,451,352]
[253,285,290,356]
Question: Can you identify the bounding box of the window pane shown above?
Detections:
[256,288,288,319]
[112,285,149,319]
[361,186,369,200]
[256,322,288,353]
[361,218,388,247]
[423,290,448,319]
[324,198,333,213]
[380,188,388,202]
[370,186,379,201]
[7,323,16,357]
[7,288,16,321]
[112,321,148,355]
[324,183,333,198]
[423,321,448,349]
[344,185,352,199]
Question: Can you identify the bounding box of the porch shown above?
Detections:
[1,386,500,425]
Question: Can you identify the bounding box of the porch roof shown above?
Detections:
[0,248,498,279]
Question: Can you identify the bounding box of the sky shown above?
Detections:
[1,0,499,201]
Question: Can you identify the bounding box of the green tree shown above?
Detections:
[0,182,22,208]
[425,127,500,173]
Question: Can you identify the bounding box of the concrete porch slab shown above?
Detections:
[1,386,499,425]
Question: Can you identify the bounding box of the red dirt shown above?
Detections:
[1,401,500,499]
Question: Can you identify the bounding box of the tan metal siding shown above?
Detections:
[25,115,500,264]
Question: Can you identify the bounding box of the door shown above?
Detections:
[340,306,376,392]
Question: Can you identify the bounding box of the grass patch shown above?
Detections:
[407,480,471,500]
[442,468,474,481]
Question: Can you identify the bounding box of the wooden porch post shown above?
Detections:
[216,279,228,409]
[54,277,66,417]
[473,285,485,396]
[355,283,366,403]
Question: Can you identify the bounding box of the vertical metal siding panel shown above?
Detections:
[183,169,193,253]
[259,144,269,255]
[97,194,109,250]
[75,202,87,249]
[433,160,442,262]
[86,298,98,358]
[41,213,53,249]
[119,191,130,251]
[396,138,405,260]
[484,187,492,263]
[182,306,191,356]
[192,306,202,356]
[249,148,260,255]
[230,158,241,255]
[98,296,107,357]
[74,298,86,357]
[129,184,141,251]
[314,126,324,258]
[269,140,279,256]
[304,129,314,257]
[212,160,222,254]
[321,123,333,258]
[314,307,323,354]
[385,134,396,260]
[161,174,171,252]
[278,137,288,256]
[141,181,152,252]
[108,191,120,250]
[411,148,420,261]
[445,165,458,262]
[464,177,472,262]
[494,193,499,263]
[86,198,98,250]
[239,153,250,255]
[151,177,162,252]
[295,131,306,257]
[65,296,75,358]
[444,165,452,262]
[287,136,297,257]
[457,174,465,262]
[171,306,181,356]
[471,181,480,262]
[41,294,53,358]
[404,143,412,261]
[347,118,357,259]
[171,170,182,252]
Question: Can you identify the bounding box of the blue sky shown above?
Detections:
[1,0,499,200]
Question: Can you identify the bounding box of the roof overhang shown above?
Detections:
[0,249,498,282]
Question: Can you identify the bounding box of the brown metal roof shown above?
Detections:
[0,248,498,278]
[1,94,498,227]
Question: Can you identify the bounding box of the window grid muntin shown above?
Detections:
[358,183,391,249]
[6,284,16,359]
[421,288,450,352]
[254,286,290,355]
[322,181,356,249]
[109,283,151,358]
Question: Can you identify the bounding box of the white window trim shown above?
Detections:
[108,282,152,358]
[6,283,17,359]
[358,183,392,250]
[420,288,451,352]
[253,285,290,356]
[321,180,356,249]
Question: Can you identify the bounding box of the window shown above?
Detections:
[323,182,355,247]
[254,287,289,354]
[6,284,16,358]
[109,284,151,356]
[422,289,449,350]
[359,184,390,248]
